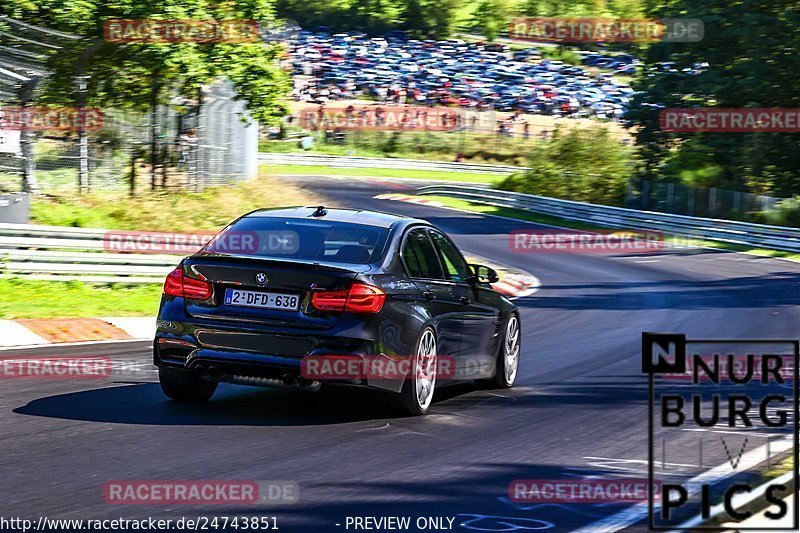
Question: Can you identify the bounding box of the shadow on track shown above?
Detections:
[197,462,650,532]
[13,381,510,427]
[13,379,648,426]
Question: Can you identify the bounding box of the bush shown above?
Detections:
[540,46,582,66]
[760,196,800,227]
[497,125,635,205]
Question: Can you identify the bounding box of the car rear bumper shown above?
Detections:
[153,320,406,394]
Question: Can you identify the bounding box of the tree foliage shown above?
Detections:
[471,0,513,41]
[275,0,457,38]
[0,0,291,125]
[402,0,459,39]
[627,0,800,197]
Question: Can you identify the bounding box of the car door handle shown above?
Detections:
[422,290,435,300]
[459,295,469,305]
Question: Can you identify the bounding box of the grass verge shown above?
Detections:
[0,278,162,319]
[263,164,506,184]
[7,173,321,319]
[29,173,321,232]
[764,456,794,480]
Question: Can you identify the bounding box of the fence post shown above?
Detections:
[20,126,37,194]
[17,79,40,195]
[688,186,695,216]
[75,38,104,194]
[196,87,205,192]
[75,75,90,193]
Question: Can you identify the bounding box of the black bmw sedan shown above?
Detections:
[153,206,520,415]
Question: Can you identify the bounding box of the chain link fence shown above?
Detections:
[0,16,258,196]
[626,178,782,220]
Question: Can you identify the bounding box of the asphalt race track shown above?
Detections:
[2,175,798,532]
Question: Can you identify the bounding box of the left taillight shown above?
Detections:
[163,267,212,300]
[311,283,386,314]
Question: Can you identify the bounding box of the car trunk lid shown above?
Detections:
[183,255,368,329]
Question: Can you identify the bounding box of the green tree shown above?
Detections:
[346,0,404,35]
[628,0,800,197]
[0,0,290,125]
[471,0,512,41]
[1,0,290,191]
[402,0,459,39]
[520,0,601,17]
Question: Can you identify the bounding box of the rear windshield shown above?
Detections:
[203,217,390,264]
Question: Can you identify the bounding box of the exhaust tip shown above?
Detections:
[194,364,208,376]
[208,366,223,378]
[282,374,295,385]
[297,376,310,387]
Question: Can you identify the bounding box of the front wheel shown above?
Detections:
[159,366,218,402]
[485,314,520,389]
[385,327,438,416]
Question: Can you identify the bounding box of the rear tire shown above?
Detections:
[483,313,520,389]
[384,327,438,416]
[158,366,218,402]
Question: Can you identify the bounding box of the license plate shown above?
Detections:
[224,289,300,311]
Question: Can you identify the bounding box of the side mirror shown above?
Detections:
[469,264,499,284]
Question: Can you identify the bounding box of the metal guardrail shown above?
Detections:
[0,222,184,282]
[417,185,800,253]
[259,152,523,175]
[4,183,800,283]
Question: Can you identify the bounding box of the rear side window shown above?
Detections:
[402,229,444,279]
[203,217,389,264]
[430,230,469,282]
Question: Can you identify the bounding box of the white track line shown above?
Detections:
[573,435,794,532]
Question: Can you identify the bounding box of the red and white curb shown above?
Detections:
[374,193,445,207]
[492,272,541,298]
[375,194,540,298]
[0,317,155,348]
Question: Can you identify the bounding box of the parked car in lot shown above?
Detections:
[290,30,637,119]
[154,207,521,416]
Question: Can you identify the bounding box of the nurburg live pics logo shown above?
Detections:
[642,332,799,530]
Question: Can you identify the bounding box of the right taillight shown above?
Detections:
[163,267,212,300]
[311,283,385,314]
